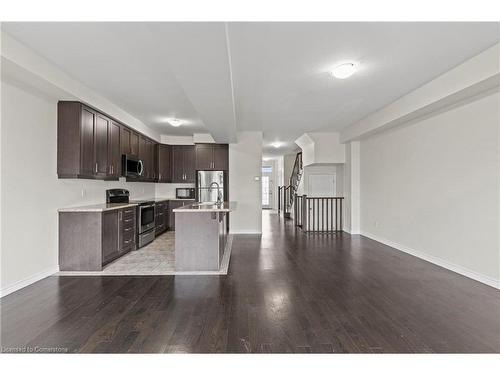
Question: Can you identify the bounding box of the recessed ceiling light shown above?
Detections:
[331,63,357,79]
[271,142,281,148]
[168,118,183,127]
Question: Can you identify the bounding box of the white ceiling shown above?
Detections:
[2,22,499,156]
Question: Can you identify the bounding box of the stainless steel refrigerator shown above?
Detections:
[197,171,225,203]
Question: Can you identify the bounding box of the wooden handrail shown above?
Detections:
[289,152,302,188]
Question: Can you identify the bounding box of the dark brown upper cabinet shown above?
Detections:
[195,144,229,171]
[120,126,131,155]
[138,135,149,179]
[120,124,140,158]
[108,121,121,178]
[130,132,139,156]
[58,102,115,180]
[157,144,172,183]
[172,145,196,183]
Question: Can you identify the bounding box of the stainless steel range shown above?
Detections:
[130,199,156,248]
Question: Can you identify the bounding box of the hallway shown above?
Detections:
[1,210,500,353]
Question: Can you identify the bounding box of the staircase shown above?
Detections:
[278,152,303,218]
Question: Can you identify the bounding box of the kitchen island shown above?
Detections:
[173,202,236,272]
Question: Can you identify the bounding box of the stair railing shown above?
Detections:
[295,195,344,232]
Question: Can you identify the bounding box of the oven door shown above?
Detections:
[138,204,155,233]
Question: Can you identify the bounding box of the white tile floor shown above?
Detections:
[57,231,233,276]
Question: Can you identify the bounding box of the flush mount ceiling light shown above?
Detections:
[331,63,357,79]
[168,118,183,127]
[271,142,281,148]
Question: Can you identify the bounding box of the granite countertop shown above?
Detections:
[59,198,197,212]
[58,203,138,213]
[154,197,196,202]
[173,201,236,213]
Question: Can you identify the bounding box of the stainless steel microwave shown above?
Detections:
[176,188,195,199]
[121,154,144,178]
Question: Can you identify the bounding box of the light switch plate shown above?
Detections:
[254,176,260,181]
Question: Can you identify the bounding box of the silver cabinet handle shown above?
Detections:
[95,163,98,173]
[124,209,133,214]
[124,219,133,223]
[138,160,144,176]
[124,227,132,232]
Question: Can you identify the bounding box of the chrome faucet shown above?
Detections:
[209,182,223,205]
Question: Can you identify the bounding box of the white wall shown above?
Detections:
[360,91,500,287]
[343,142,360,234]
[0,81,159,296]
[295,132,345,166]
[283,153,297,186]
[298,165,344,197]
[229,131,262,233]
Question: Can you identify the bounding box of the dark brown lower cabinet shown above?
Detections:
[155,201,168,235]
[167,200,193,230]
[102,210,120,264]
[59,207,136,271]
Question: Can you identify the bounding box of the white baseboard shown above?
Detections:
[0,265,59,298]
[361,231,500,290]
[229,230,262,234]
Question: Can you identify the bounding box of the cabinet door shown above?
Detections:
[130,132,139,157]
[168,200,192,230]
[168,201,183,230]
[195,144,214,170]
[163,202,169,229]
[108,121,121,177]
[146,140,155,180]
[102,211,119,264]
[138,136,148,179]
[158,144,171,182]
[171,145,185,183]
[94,114,110,176]
[183,146,196,182]
[213,144,229,170]
[120,126,131,155]
[155,202,166,234]
[80,107,95,176]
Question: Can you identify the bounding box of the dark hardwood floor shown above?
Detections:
[1,210,500,353]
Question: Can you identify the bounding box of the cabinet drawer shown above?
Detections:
[122,225,135,236]
[123,229,135,242]
[122,208,136,219]
[156,222,166,235]
[122,216,135,226]
[122,231,135,248]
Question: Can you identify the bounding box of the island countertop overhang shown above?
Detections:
[173,201,236,213]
